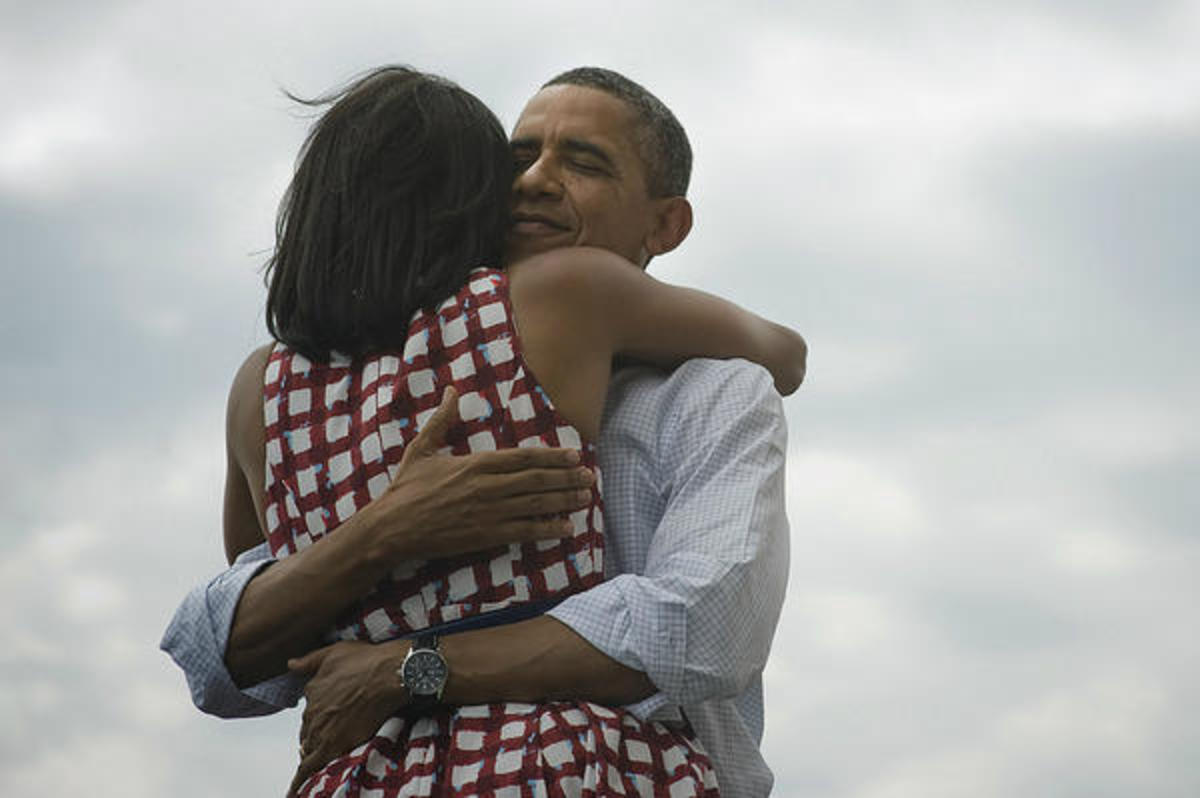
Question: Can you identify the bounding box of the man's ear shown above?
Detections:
[645,197,693,257]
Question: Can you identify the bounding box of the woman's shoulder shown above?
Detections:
[229,344,274,405]
[225,343,274,463]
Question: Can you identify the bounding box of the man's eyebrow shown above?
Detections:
[509,136,539,150]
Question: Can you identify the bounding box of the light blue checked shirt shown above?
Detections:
[162,359,790,797]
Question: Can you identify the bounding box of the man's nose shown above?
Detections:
[513,154,563,199]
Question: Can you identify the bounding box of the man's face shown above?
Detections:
[507,85,659,267]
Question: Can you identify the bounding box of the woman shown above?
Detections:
[224,65,805,796]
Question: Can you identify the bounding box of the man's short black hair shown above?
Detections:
[543,67,692,198]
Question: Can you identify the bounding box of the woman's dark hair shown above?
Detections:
[264,66,513,361]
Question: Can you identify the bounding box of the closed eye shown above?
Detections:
[561,138,617,177]
[569,160,606,175]
[510,141,539,172]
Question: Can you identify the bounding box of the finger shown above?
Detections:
[407,386,459,458]
[291,739,339,797]
[288,759,314,798]
[290,746,328,797]
[288,644,334,675]
[471,445,581,474]
[483,517,579,546]
[299,704,324,745]
[296,728,323,777]
[487,488,594,522]
[473,467,595,500]
[288,760,309,798]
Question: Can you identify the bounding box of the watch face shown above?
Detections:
[402,649,448,696]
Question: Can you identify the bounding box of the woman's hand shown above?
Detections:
[287,639,410,797]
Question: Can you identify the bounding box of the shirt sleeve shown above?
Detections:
[549,361,790,714]
[159,543,306,717]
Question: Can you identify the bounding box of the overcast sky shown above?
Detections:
[2,2,1197,796]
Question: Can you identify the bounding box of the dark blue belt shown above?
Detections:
[403,596,567,640]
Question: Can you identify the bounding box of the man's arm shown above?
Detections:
[297,359,786,728]
[161,542,302,717]
[546,360,789,712]
[286,612,656,790]
[162,377,596,714]
[169,360,784,728]
[241,347,610,676]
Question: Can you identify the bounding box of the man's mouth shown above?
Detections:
[510,212,570,236]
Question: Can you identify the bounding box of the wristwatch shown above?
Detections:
[398,634,449,706]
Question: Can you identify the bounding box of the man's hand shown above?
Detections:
[226,386,595,688]
[365,385,597,564]
[287,639,410,797]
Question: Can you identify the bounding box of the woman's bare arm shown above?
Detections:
[514,247,807,396]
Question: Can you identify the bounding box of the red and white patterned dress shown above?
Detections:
[263,268,720,797]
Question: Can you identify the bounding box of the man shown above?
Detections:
[163,67,793,796]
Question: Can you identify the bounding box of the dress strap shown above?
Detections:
[403,596,566,639]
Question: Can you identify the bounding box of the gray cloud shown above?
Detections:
[1,2,1197,796]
